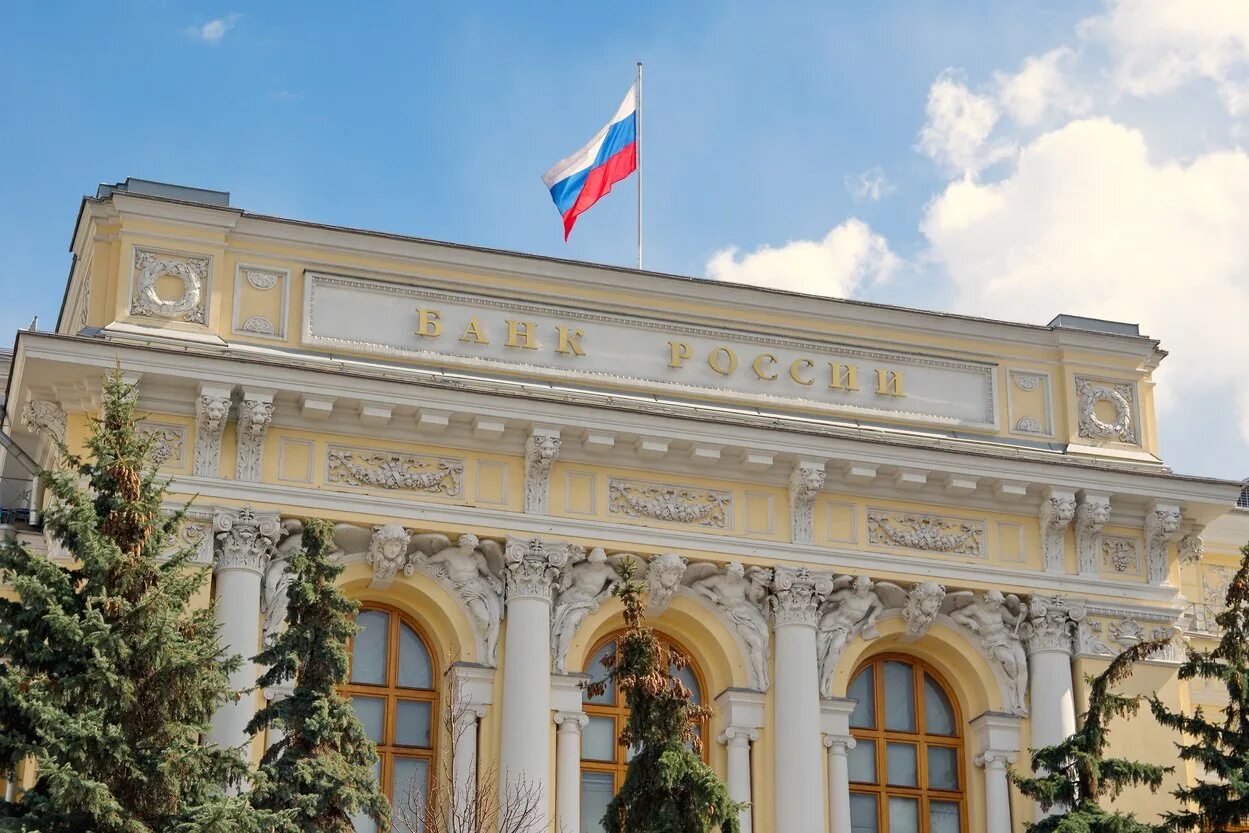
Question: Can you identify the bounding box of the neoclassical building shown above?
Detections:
[3,177,1246,833]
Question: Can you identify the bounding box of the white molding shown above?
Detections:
[20,335,1234,522]
[231,263,291,341]
[1006,367,1054,439]
[276,437,314,484]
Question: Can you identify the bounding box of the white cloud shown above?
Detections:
[846,166,894,202]
[187,13,241,44]
[707,218,899,298]
[922,117,1249,439]
[1080,0,1249,114]
[916,70,1014,177]
[994,48,1092,126]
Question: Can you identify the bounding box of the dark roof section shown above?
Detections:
[1047,314,1141,337]
[95,178,230,208]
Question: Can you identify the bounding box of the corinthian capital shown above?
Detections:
[213,506,281,574]
[1024,595,1085,656]
[769,566,832,628]
[22,399,66,443]
[503,536,575,603]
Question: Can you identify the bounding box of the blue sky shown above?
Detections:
[3,1,1248,481]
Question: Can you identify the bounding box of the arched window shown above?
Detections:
[343,605,438,833]
[579,632,708,833]
[847,656,966,833]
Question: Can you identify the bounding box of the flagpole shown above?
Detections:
[636,61,643,270]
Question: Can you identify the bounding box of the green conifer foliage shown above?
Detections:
[586,559,742,833]
[0,370,268,832]
[1150,543,1249,832]
[1012,637,1173,833]
[246,518,389,833]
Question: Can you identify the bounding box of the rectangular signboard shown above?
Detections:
[303,273,997,429]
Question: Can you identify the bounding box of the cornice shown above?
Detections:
[15,332,1237,500]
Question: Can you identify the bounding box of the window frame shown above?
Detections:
[847,654,968,833]
[342,604,440,812]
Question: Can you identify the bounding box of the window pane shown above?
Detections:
[930,801,961,833]
[849,668,876,729]
[888,796,920,833]
[848,739,877,783]
[883,661,916,732]
[886,742,918,787]
[398,623,433,689]
[671,661,701,704]
[582,716,617,762]
[352,610,390,685]
[350,758,382,833]
[924,674,956,735]
[351,696,385,743]
[395,699,432,748]
[392,757,430,832]
[850,793,878,833]
[581,771,615,833]
[927,746,959,791]
[584,642,616,705]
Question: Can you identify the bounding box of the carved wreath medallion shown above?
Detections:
[131,249,208,323]
[1076,378,1136,443]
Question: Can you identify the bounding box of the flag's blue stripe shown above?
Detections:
[548,113,637,215]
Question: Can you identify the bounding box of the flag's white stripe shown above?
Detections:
[541,84,637,188]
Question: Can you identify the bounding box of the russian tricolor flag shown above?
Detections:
[542,84,638,240]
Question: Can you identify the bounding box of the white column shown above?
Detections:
[821,697,857,833]
[971,712,1022,833]
[499,538,569,829]
[719,727,758,833]
[1025,597,1082,818]
[4,769,15,802]
[450,662,496,821]
[453,705,486,816]
[209,506,281,757]
[554,711,588,833]
[824,736,855,833]
[977,752,1015,833]
[771,568,829,833]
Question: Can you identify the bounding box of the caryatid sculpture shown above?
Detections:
[816,575,885,698]
[687,561,773,690]
[948,589,1030,715]
[412,533,506,667]
[262,518,305,647]
[550,547,625,673]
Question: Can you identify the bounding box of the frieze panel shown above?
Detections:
[1099,536,1143,576]
[326,445,463,495]
[866,509,985,557]
[1075,377,1138,444]
[608,478,731,529]
[130,248,209,324]
[138,421,187,468]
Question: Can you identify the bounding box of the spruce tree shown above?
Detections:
[0,370,268,832]
[586,559,741,833]
[246,518,389,833]
[1150,543,1249,832]
[1012,637,1173,833]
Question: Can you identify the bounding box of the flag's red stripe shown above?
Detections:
[561,141,637,240]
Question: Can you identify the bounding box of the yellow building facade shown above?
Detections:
[3,178,1246,833]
